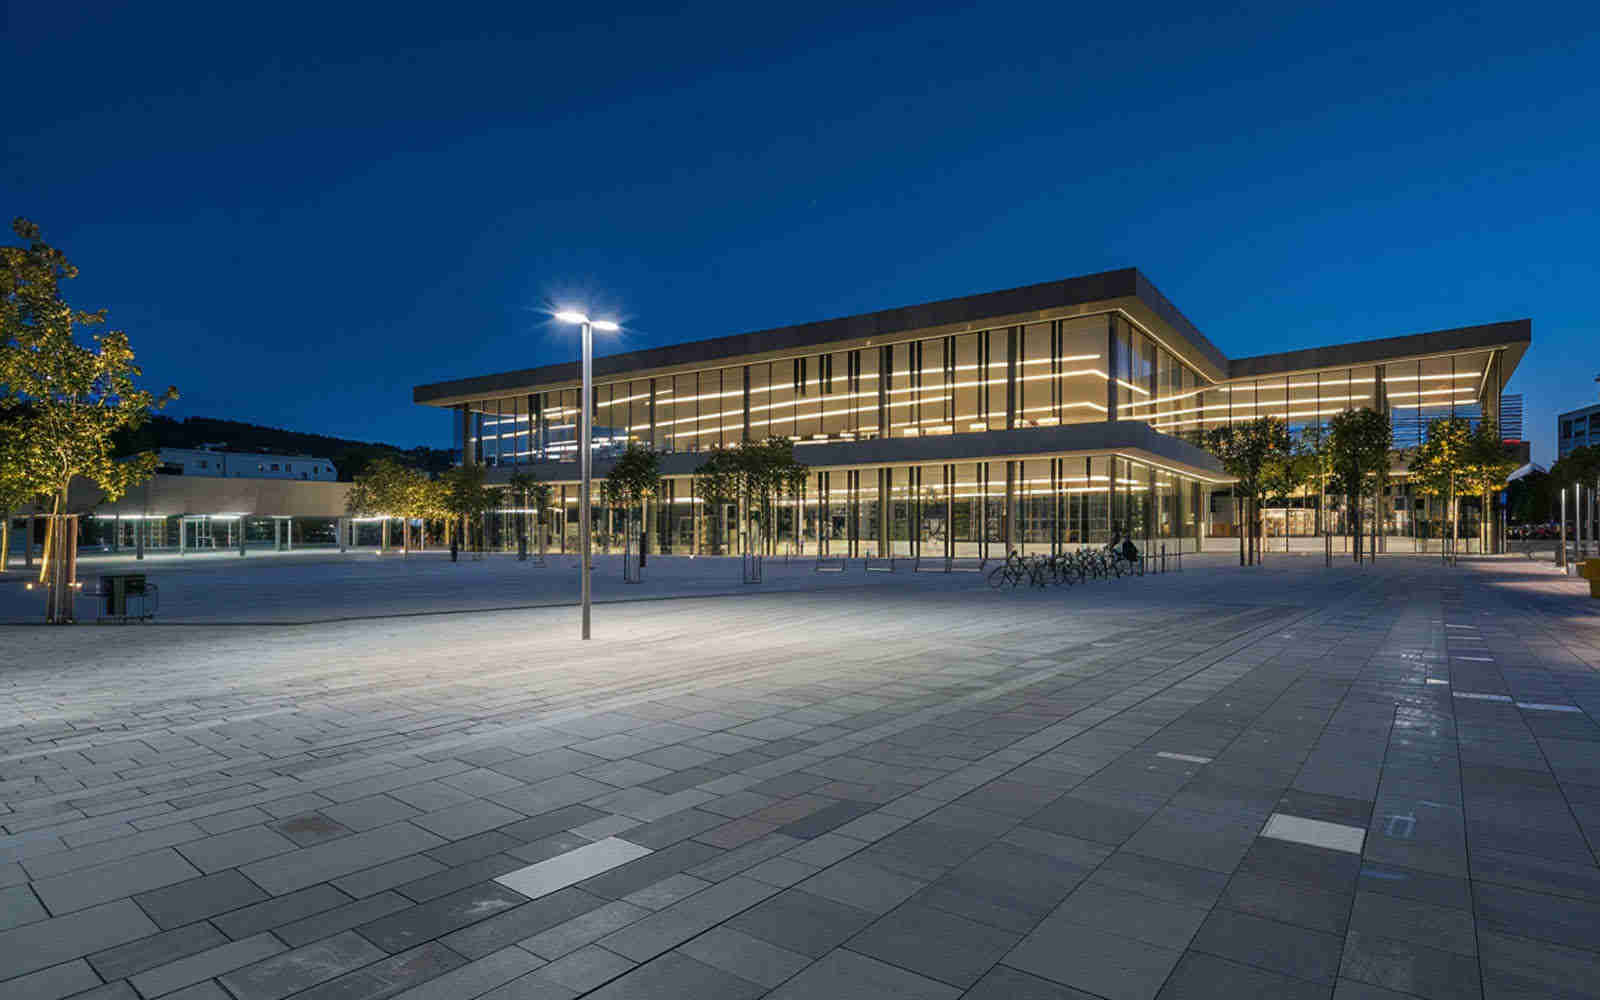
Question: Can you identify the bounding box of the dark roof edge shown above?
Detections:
[415,267,1206,404]
[1131,271,1229,373]
[1228,319,1531,379]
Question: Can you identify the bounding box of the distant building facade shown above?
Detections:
[1559,401,1600,458]
[156,447,337,481]
[1498,393,1523,440]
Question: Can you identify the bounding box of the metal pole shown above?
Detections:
[1559,488,1567,571]
[581,320,593,640]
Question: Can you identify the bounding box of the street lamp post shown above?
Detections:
[555,311,619,639]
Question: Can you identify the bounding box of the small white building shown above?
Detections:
[157,447,337,481]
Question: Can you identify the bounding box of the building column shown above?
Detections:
[238,516,247,557]
[338,516,347,553]
[286,519,293,551]
[179,517,187,556]
[113,514,121,553]
[25,514,34,569]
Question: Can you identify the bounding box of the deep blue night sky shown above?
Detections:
[5,2,1597,462]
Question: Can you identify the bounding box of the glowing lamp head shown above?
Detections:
[554,310,589,325]
[591,320,620,332]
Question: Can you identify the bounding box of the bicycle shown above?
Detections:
[987,550,1030,589]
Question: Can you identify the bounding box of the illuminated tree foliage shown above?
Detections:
[1,219,177,587]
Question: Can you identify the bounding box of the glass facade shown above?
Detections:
[473,456,1210,559]
[440,303,1518,558]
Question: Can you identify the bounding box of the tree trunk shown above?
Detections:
[1238,490,1245,567]
[1351,492,1361,563]
[1,508,10,573]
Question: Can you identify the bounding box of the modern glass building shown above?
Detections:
[414,269,1530,558]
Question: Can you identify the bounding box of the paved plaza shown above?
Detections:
[3,558,1600,999]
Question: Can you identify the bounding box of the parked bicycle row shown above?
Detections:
[988,537,1181,589]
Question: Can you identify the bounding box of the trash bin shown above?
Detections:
[1581,559,1600,598]
[100,574,151,619]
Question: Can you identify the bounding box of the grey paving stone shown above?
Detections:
[212,884,353,940]
[676,925,811,988]
[0,958,101,1000]
[577,841,722,900]
[726,889,876,958]
[412,802,524,842]
[615,808,727,849]
[394,854,524,903]
[1190,908,1342,986]
[331,856,447,899]
[289,941,466,1000]
[357,881,527,953]
[597,875,779,961]
[965,965,1100,999]
[0,899,159,980]
[55,982,142,1000]
[1338,929,1482,998]
[384,945,543,1000]
[0,884,46,932]
[621,873,707,911]
[424,832,522,868]
[218,931,386,1000]
[527,945,635,993]
[18,824,206,881]
[270,813,357,848]
[89,921,229,981]
[765,947,959,1000]
[440,887,604,959]
[196,808,275,836]
[797,859,925,915]
[129,932,286,998]
[134,870,270,929]
[176,826,298,874]
[318,797,423,834]
[775,800,877,840]
[585,952,762,1000]
[1155,950,1331,999]
[848,901,1020,988]
[1005,922,1183,1000]
[275,892,414,948]
[1048,882,1209,950]
[32,848,201,916]
[240,822,445,896]
[498,806,609,844]
[515,899,651,960]
[489,775,611,817]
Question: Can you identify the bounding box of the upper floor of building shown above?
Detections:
[413,268,1530,470]
[157,447,338,481]
[1559,401,1600,457]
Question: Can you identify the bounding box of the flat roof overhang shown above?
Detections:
[476,421,1228,486]
[1229,319,1531,384]
[413,268,1230,406]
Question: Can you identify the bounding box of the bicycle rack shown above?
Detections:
[814,549,847,573]
[864,554,897,572]
[913,554,950,573]
[948,557,987,574]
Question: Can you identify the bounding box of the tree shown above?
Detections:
[1,220,177,613]
[506,470,551,557]
[0,429,44,573]
[345,458,429,553]
[1261,435,1317,553]
[438,464,498,556]
[735,437,809,555]
[1326,408,1393,563]
[601,444,661,567]
[1409,417,1473,561]
[1204,416,1291,566]
[1463,419,1516,553]
[693,447,742,554]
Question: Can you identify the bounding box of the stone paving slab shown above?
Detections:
[2,557,1599,998]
